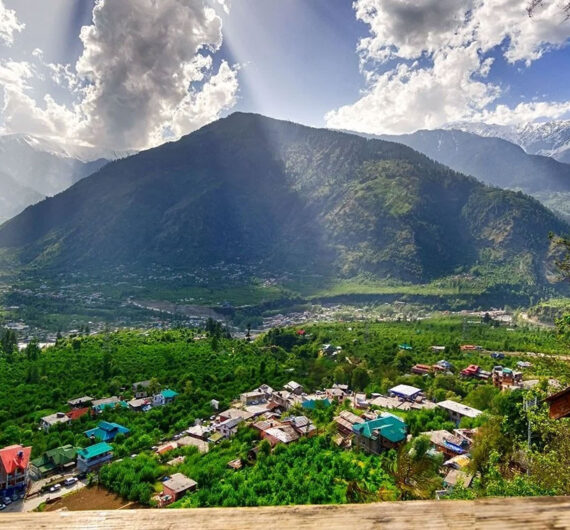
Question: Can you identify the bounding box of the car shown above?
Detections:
[0,503,6,511]
[3,497,11,505]
[491,352,505,359]
[49,484,62,493]
[63,477,78,486]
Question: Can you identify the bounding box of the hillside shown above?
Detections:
[377,129,570,219]
[0,113,567,290]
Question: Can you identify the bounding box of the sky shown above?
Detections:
[0,0,569,155]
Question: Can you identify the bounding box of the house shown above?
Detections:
[256,384,274,399]
[0,444,32,499]
[92,396,127,413]
[67,396,93,409]
[545,386,570,420]
[153,389,178,407]
[421,430,469,458]
[437,400,482,425]
[443,469,474,489]
[411,364,432,375]
[85,421,130,442]
[156,442,178,455]
[177,436,209,454]
[215,417,243,438]
[262,425,300,446]
[210,399,220,410]
[187,423,212,441]
[492,367,523,389]
[443,454,471,471]
[162,473,197,503]
[132,381,151,398]
[127,398,151,412]
[332,383,350,393]
[40,412,71,432]
[271,390,293,409]
[227,459,243,470]
[301,398,331,410]
[460,345,481,351]
[353,393,369,409]
[240,391,267,406]
[435,360,452,371]
[66,407,90,421]
[326,387,346,402]
[30,445,77,479]
[217,408,255,423]
[460,364,480,378]
[76,442,113,473]
[334,410,364,436]
[284,381,304,395]
[389,384,422,402]
[283,415,316,437]
[352,413,407,454]
[431,346,446,352]
[398,343,413,351]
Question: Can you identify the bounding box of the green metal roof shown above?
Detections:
[31,445,77,471]
[78,442,113,460]
[352,414,407,443]
[161,389,178,399]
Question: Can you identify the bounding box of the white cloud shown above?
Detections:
[326,0,570,134]
[0,0,239,153]
[0,0,24,46]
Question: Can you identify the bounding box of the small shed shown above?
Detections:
[162,473,197,501]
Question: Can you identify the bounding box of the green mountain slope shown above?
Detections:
[0,113,566,289]
[376,128,570,219]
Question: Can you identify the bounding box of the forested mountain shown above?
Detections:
[0,134,108,222]
[0,113,566,287]
[376,129,570,219]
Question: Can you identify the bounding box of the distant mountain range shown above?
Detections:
[0,134,111,222]
[376,128,570,219]
[448,120,570,164]
[0,113,566,292]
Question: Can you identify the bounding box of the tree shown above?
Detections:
[351,367,370,391]
[390,436,443,500]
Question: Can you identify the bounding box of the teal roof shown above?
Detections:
[398,343,413,350]
[85,421,130,442]
[161,389,178,399]
[93,401,128,411]
[78,442,113,460]
[352,414,407,443]
[302,398,331,410]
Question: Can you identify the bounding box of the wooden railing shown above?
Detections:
[1,495,570,529]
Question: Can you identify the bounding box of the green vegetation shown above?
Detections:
[1,314,570,506]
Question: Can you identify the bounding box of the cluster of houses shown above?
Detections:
[39,385,179,433]
[10,384,181,491]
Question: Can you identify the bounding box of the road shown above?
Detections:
[3,479,86,513]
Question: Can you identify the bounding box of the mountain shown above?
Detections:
[376,128,570,218]
[0,171,43,223]
[449,120,570,164]
[0,113,566,288]
[0,134,109,222]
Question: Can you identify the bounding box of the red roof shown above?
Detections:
[66,407,90,421]
[0,445,32,474]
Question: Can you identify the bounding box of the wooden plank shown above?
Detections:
[1,496,570,530]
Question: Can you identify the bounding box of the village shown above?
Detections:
[2,334,569,511]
